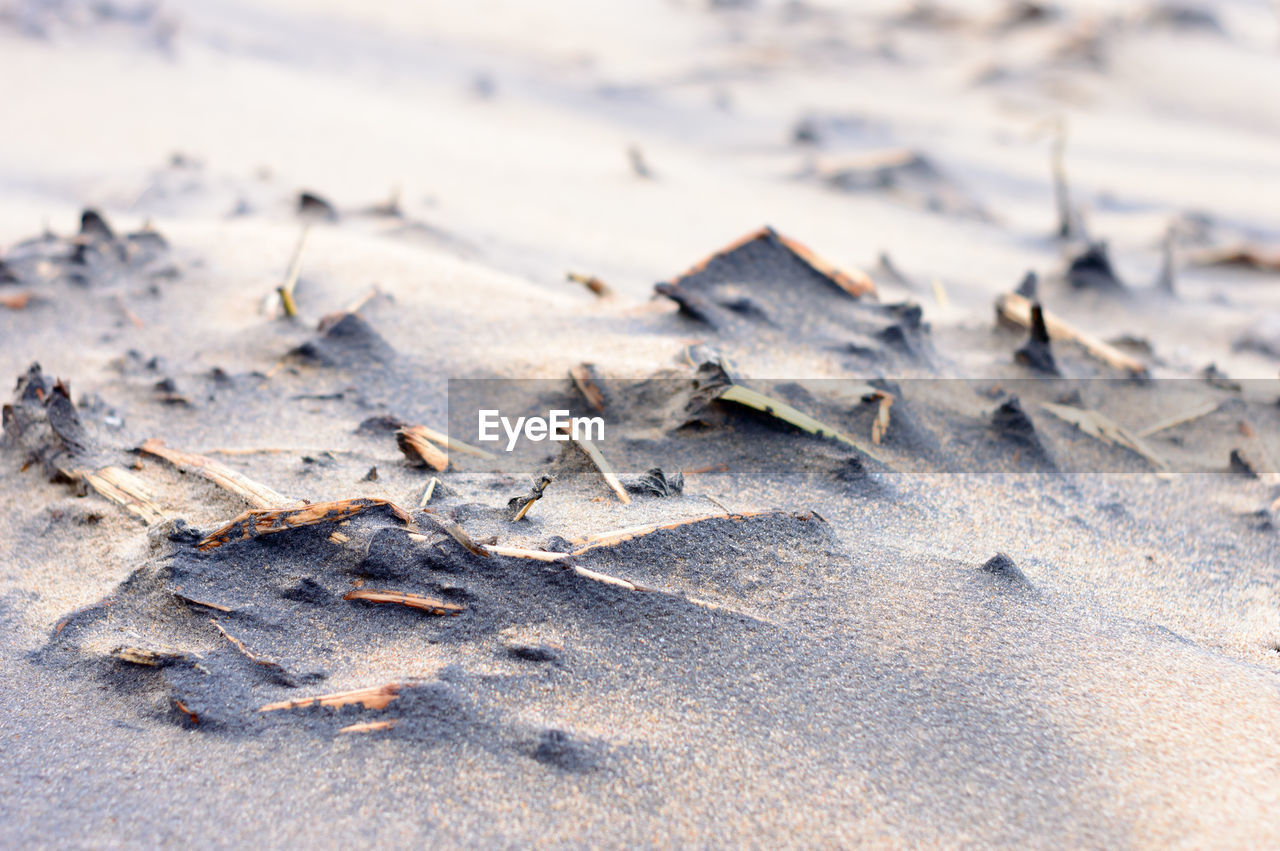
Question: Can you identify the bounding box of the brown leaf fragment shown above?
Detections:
[342,588,464,615]
[567,272,613,298]
[174,699,199,725]
[1191,245,1280,272]
[197,498,414,551]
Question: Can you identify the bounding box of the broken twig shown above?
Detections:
[139,438,296,509]
[198,498,414,551]
[1041,402,1168,470]
[276,223,311,318]
[259,682,405,713]
[343,588,463,615]
[996,292,1146,375]
[573,434,631,504]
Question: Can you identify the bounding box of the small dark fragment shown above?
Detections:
[3,363,96,478]
[532,728,601,773]
[1201,364,1241,392]
[1067,242,1125,291]
[1228,449,1258,478]
[992,397,1036,444]
[362,466,378,482]
[622,467,685,497]
[1015,270,1038,298]
[298,191,338,221]
[654,282,720,328]
[996,1,1058,30]
[507,644,559,663]
[79,209,115,241]
[1143,2,1222,33]
[508,475,554,521]
[979,552,1031,586]
[292,312,396,366]
[1015,303,1059,375]
[356,414,408,435]
[628,146,654,180]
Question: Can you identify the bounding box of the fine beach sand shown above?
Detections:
[2,1,1279,846]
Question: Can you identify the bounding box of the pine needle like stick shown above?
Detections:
[573,435,631,504]
[276,223,311,318]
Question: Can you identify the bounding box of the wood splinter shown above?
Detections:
[259,682,406,713]
[198,498,414,551]
[508,475,553,521]
[996,292,1146,375]
[573,434,631,504]
[139,438,297,509]
[339,719,398,734]
[276,223,311,318]
[342,588,464,616]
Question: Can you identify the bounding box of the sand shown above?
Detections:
[1,0,1279,847]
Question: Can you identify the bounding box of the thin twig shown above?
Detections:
[419,476,440,508]
[140,438,297,509]
[343,588,463,615]
[276,223,312,318]
[259,682,405,713]
[1137,401,1220,438]
[573,434,631,504]
[996,292,1146,375]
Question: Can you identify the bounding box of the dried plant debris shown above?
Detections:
[197,498,414,551]
[275,223,310,318]
[811,149,990,220]
[343,588,465,615]
[297,191,338,222]
[655,228,934,370]
[0,208,175,292]
[3,363,165,522]
[43,496,837,752]
[1041,402,1168,470]
[139,439,297,509]
[1192,245,1280,273]
[570,363,606,411]
[396,426,451,471]
[1066,242,1125,292]
[573,434,631,504]
[691,361,888,464]
[622,467,685,497]
[996,292,1146,375]
[508,475,554,521]
[566,272,613,298]
[1015,303,1060,375]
